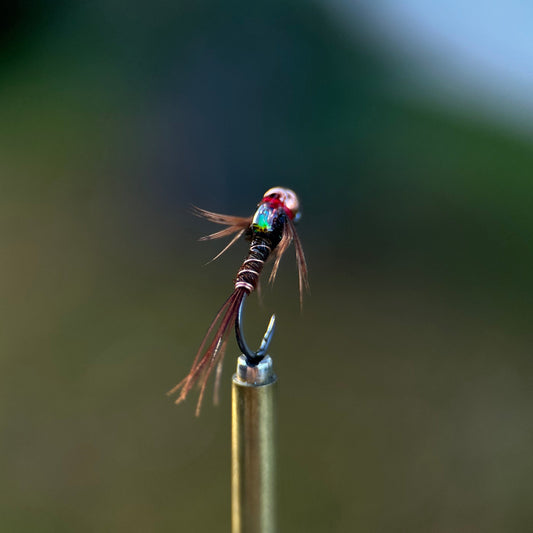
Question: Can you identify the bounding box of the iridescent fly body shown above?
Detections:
[168,187,308,415]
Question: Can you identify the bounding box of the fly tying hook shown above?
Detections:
[235,292,276,366]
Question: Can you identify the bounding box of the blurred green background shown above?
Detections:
[2,1,533,531]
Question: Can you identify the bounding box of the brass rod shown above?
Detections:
[232,355,277,533]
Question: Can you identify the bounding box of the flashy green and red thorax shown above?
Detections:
[251,195,295,234]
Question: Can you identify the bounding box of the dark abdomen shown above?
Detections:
[234,236,273,293]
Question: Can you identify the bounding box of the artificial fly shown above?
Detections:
[167,187,308,415]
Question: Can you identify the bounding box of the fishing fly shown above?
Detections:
[168,187,308,415]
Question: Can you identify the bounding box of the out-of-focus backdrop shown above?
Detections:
[2,1,533,531]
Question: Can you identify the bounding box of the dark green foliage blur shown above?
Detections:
[2,1,532,531]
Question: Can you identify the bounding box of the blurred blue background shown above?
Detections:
[2,1,533,531]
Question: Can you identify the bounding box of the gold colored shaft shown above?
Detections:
[232,356,277,533]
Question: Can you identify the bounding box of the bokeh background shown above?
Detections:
[2,1,533,531]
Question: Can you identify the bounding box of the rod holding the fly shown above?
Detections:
[167,187,308,415]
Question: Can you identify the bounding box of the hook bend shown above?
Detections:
[235,292,276,366]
